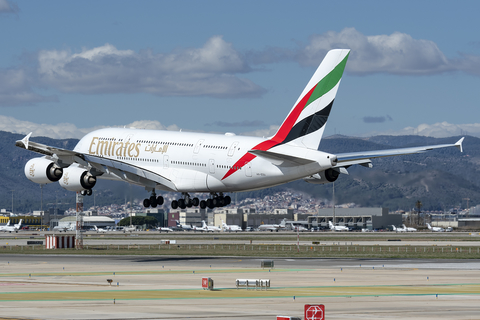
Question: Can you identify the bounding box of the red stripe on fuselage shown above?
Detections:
[221,85,317,180]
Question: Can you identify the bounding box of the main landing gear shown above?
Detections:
[198,193,231,210]
[80,189,93,196]
[143,190,164,208]
[142,191,231,210]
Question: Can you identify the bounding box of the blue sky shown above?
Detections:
[1,0,480,139]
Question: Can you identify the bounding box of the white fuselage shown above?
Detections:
[74,128,334,193]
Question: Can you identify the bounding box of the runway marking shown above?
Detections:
[1,284,479,301]
[0,268,311,278]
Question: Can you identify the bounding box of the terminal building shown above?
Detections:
[308,207,402,230]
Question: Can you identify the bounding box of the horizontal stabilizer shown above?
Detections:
[248,149,315,167]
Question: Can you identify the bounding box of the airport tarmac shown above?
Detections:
[0,255,479,319]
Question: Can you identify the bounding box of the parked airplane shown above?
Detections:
[329,221,349,231]
[403,224,417,232]
[258,219,287,232]
[174,220,192,231]
[124,225,137,232]
[427,223,445,232]
[202,220,222,232]
[221,219,242,232]
[53,223,75,232]
[157,226,173,232]
[94,225,107,233]
[0,221,11,232]
[392,225,406,232]
[16,49,464,210]
[1,219,22,233]
[191,224,207,232]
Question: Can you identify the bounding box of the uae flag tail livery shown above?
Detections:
[16,49,464,211]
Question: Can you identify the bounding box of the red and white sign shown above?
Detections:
[202,277,208,288]
[304,304,325,320]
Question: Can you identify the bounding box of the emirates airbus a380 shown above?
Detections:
[16,49,464,210]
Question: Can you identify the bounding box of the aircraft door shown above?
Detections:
[194,139,204,154]
[209,159,215,174]
[245,163,252,177]
[163,155,169,169]
[227,141,239,157]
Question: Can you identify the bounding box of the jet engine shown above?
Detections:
[59,165,97,192]
[303,168,341,184]
[24,157,63,184]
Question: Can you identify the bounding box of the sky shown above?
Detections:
[1,0,480,140]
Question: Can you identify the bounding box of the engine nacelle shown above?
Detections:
[59,165,97,192]
[303,168,340,185]
[24,157,63,184]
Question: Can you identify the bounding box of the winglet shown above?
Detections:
[455,137,464,153]
[18,132,33,150]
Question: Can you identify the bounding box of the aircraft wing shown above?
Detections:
[15,132,177,192]
[335,137,464,166]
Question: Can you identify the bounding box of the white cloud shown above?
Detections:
[0,0,18,14]
[298,28,451,75]
[363,121,479,138]
[0,116,185,139]
[37,37,264,98]
[0,68,57,106]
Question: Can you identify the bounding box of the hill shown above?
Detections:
[1,131,479,212]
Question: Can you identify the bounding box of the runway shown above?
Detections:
[0,255,479,319]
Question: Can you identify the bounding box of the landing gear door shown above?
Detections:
[228,141,239,157]
[194,139,204,154]
[163,155,169,169]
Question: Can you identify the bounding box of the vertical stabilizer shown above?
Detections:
[273,49,350,149]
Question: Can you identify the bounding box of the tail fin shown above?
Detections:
[427,223,432,230]
[328,221,334,229]
[273,49,350,149]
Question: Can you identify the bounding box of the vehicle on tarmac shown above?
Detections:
[258,219,287,232]
[392,225,406,232]
[403,224,417,232]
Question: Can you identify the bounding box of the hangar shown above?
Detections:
[308,207,402,230]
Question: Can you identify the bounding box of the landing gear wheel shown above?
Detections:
[156,196,164,206]
[178,199,186,209]
[224,196,231,205]
[81,190,87,196]
[86,189,92,196]
[150,196,157,208]
[143,199,151,208]
[200,200,206,209]
[192,198,200,206]
[206,199,214,209]
[171,200,178,209]
[186,199,193,208]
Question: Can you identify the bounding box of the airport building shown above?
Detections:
[308,207,402,230]
[57,216,116,229]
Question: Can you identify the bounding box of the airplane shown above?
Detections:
[124,225,137,232]
[258,219,287,232]
[16,49,465,210]
[391,225,406,232]
[157,226,173,232]
[0,221,11,232]
[191,224,207,232]
[93,225,107,233]
[174,220,192,231]
[427,223,445,232]
[290,224,308,232]
[403,224,417,232]
[202,220,222,232]
[53,223,75,232]
[221,219,242,232]
[329,221,349,231]
[2,219,23,233]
